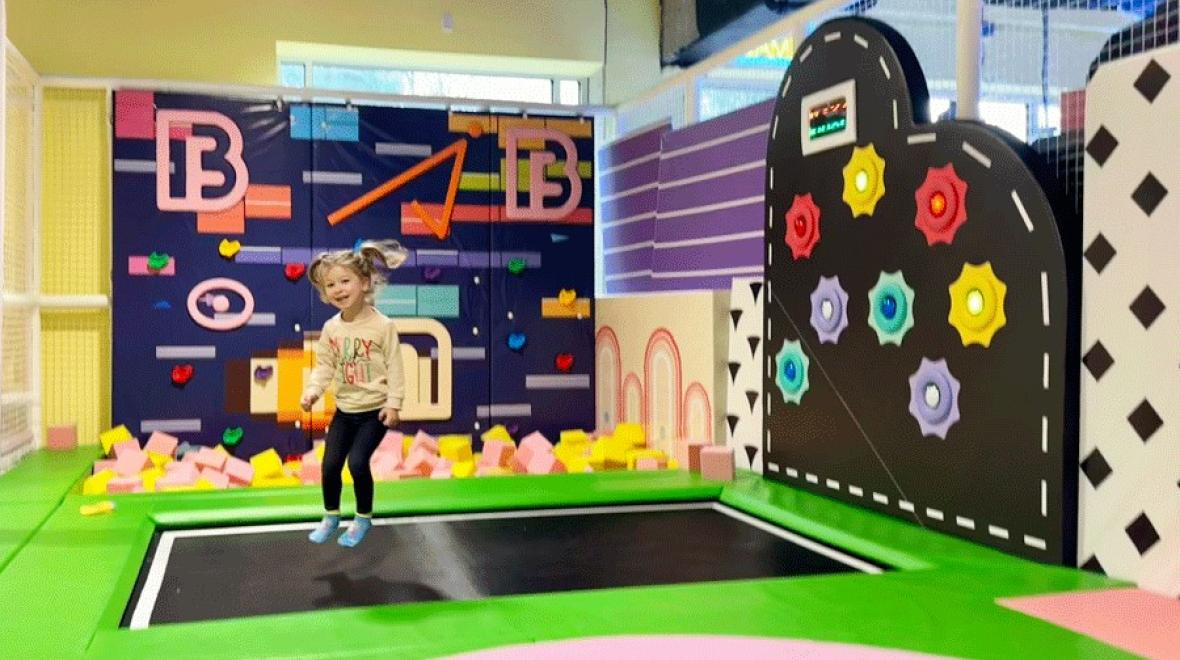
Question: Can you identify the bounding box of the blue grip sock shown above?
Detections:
[338,515,372,548]
[308,514,340,544]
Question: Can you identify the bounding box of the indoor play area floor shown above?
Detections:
[0,448,1142,658]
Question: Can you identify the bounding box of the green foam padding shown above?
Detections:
[0,448,102,571]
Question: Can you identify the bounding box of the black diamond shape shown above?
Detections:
[1125,512,1160,555]
[747,336,760,357]
[743,445,759,467]
[1082,341,1115,381]
[745,390,758,413]
[1131,173,1167,216]
[1127,399,1163,442]
[726,414,739,436]
[1084,233,1116,274]
[1086,126,1119,166]
[1080,555,1105,574]
[1129,286,1165,329]
[1080,448,1113,488]
[729,309,743,329]
[749,281,763,302]
[727,361,741,382]
[1134,59,1171,102]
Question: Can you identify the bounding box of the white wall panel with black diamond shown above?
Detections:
[726,277,764,472]
[1081,44,1180,598]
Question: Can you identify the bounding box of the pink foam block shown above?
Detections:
[93,459,117,475]
[302,448,321,466]
[391,469,424,480]
[198,468,230,489]
[527,452,566,475]
[107,476,143,494]
[371,454,400,481]
[699,446,734,481]
[511,432,552,473]
[476,465,508,477]
[113,438,141,460]
[430,459,454,479]
[222,456,254,485]
[404,448,438,476]
[181,452,200,464]
[370,445,401,469]
[519,431,553,455]
[377,431,403,455]
[144,431,179,457]
[635,457,662,471]
[479,439,515,468]
[47,425,78,451]
[156,463,199,488]
[409,430,439,456]
[299,461,322,485]
[115,450,152,477]
[193,447,227,471]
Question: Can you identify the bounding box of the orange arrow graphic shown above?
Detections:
[327,138,468,240]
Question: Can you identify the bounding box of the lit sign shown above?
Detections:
[809,98,848,140]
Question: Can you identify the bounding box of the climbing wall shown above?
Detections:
[726,277,764,471]
[1080,44,1179,597]
[762,17,1081,563]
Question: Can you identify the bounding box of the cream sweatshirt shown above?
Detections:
[303,307,405,412]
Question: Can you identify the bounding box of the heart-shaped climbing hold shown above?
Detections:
[507,258,526,275]
[284,263,306,282]
[423,267,442,282]
[555,353,574,372]
[222,427,244,447]
[558,289,577,306]
[147,251,171,271]
[171,364,194,386]
[219,239,241,259]
[253,365,274,382]
[507,332,527,351]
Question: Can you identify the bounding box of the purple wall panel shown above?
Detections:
[651,237,763,273]
[657,133,767,182]
[656,172,764,214]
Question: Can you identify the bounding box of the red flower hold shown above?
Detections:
[914,163,969,245]
[785,193,821,260]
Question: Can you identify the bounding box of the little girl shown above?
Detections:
[300,240,408,547]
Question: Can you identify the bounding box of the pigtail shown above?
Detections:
[358,240,408,272]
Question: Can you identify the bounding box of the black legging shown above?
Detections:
[321,408,386,515]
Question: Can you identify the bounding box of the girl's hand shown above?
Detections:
[300,392,319,412]
[378,407,400,427]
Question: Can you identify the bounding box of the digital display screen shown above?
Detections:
[808,98,848,140]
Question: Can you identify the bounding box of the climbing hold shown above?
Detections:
[773,338,810,405]
[507,258,527,275]
[218,238,241,259]
[422,267,442,282]
[221,427,244,448]
[914,163,969,245]
[253,365,274,383]
[809,275,850,344]
[842,143,886,217]
[947,261,1007,347]
[171,364,194,386]
[284,263,306,282]
[554,353,574,372]
[550,233,569,243]
[507,332,527,351]
[558,289,577,306]
[784,193,821,260]
[147,251,171,271]
[153,300,172,310]
[907,357,962,439]
[867,271,916,346]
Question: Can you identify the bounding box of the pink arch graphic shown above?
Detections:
[622,373,645,424]
[682,382,712,441]
[643,328,682,439]
[595,326,623,428]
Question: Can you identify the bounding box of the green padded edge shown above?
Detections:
[0,448,101,572]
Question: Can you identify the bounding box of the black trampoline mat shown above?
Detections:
[124,503,884,627]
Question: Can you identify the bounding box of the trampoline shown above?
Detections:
[123,502,887,628]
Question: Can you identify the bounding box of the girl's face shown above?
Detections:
[320,265,369,313]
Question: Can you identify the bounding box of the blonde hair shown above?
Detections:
[308,239,409,305]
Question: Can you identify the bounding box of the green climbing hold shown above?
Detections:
[507,258,526,275]
[147,252,171,271]
[222,427,244,447]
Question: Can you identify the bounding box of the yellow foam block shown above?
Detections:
[667,459,680,470]
[481,424,514,444]
[439,435,473,462]
[249,448,284,479]
[613,422,645,448]
[314,442,326,463]
[194,478,217,491]
[588,458,606,471]
[140,467,165,492]
[402,435,414,457]
[626,449,667,470]
[214,444,229,456]
[147,451,173,469]
[80,500,116,516]
[590,439,608,461]
[83,469,116,495]
[255,475,301,488]
[564,456,592,473]
[342,464,353,486]
[452,460,476,478]
[559,429,590,448]
[479,466,513,477]
[99,425,133,456]
[604,437,632,465]
[554,443,588,465]
[282,460,302,478]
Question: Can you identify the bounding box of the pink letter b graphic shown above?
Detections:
[156,110,249,212]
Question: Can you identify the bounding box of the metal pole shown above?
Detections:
[956,0,982,120]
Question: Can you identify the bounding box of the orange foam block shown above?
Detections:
[144,431,179,457]
[699,446,734,481]
[47,425,78,451]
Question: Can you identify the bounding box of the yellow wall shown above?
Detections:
[6,0,662,103]
[40,89,111,446]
